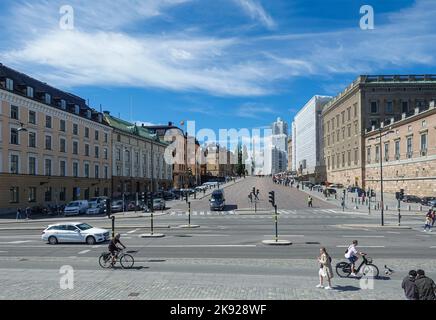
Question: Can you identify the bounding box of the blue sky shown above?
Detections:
[1,0,435,137]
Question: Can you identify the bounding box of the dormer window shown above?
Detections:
[74,105,80,114]
[60,99,66,110]
[45,93,51,104]
[98,114,103,123]
[6,78,13,91]
[86,110,91,119]
[26,86,34,98]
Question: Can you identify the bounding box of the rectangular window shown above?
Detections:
[28,187,36,202]
[104,133,108,143]
[11,105,19,120]
[332,155,335,169]
[370,101,378,113]
[354,149,358,165]
[407,137,413,158]
[367,148,371,164]
[85,144,90,157]
[85,127,89,138]
[28,132,36,148]
[10,128,19,145]
[126,150,130,162]
[402,101,409,113]
[10,187,19,203]
[342,153,345,167]
[29,157,36,175]
[104,166,108,179]
[347,126,351,138]
[60,161,66,177]
[95,146,99,159]
[59,188,66,201]
[26,86,34,98]
[45,93,51,105]
[347,108,351,121]
[95,165,99,179]
[375,145,380,162]
[84,163,90,178]
[44,187,52,202]
[60,138,66,153]
[60,120,66,132]
[11,155,19,174]
[347,150,351,166]
[45,159,52,176]
[395,140,400,160]
[421,134,428,155]
[73,163,79,178]
[6,78,14,91]
[341,111,345,124]
[45,135,52,150]
[73,124,78,135]
[45,115,52,128]
[384,143,389,161]
[116,149,121,161]
[95,130,99,141]
[104,148,108,160]
[60,100,67,110]
[74,105,80,115]
[29,110,36,124]
[116,165,122,176]
[73,141,78,155]
[386,101,393,114]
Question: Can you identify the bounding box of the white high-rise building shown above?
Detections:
[292,95,332,182]
[264,118,289,175]
[272,117,288,135]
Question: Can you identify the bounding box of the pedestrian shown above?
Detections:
[25,207,31,219]
[401,270,419,300]
[308,196,313,208]
[424,214,432,232]
[431,209,436,228]
[415,269,436,300]
[16,208,22,220]
[316,247,334,290]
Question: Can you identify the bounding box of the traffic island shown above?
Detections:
[139,233,165,238]
[262,239,292,246]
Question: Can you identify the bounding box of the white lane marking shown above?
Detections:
[5,240,34,244]
[92,245,102,249]
[342,236,385,238]
[263,235,304,237]
[430,246,436,248]
[0,251,8,253]
[78,250,91,255]
[127,229,138,234]
[336,245,385,248]
[145,245,257,248]
[183,234,230,237]
[387,231,401,234]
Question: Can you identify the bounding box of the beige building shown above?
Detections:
[323,75,436,188]
[365,101,436,197]
[103,113,172,199]
[0,64,112,214]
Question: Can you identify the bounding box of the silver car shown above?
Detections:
[153,198,166,210]
[42,222,110,245]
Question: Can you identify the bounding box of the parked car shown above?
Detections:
[153,198,166,210]
[402,195,422,203]
[111,200,124,213]
[209,189,225,211]
[428,199,436,207]
[329,184,344,189]
[63,200,89,216]
[86,202,105,215]
[421,197,436,206]
[42,222,110,245]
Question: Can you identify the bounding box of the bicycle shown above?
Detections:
[335,255,379,278]
[99,249,135,269]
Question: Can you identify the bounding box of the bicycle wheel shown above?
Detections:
[335,262,351,278]
[99,253,113,269]
[120,254,135,269]
[361,264,379,278]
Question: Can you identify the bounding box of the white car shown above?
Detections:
[42,222,110,245]
[153,198,166,210]
[63,200,89,216]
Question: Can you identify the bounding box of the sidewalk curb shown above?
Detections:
[0,224,171,231]
[336,224,412,229]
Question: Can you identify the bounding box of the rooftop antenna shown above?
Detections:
[99,104,102,113]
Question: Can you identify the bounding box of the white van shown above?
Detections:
[64,200,89,216]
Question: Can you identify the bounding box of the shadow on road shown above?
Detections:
[225,205,238,211]
[333,285,361,292]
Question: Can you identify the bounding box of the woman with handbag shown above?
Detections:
[317,247,334,290]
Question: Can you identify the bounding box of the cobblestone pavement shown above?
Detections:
[1,258,434,300]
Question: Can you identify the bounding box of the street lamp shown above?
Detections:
[368,128,394,226]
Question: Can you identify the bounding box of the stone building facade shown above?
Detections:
[323,75,436,188]
[365,101,436,197]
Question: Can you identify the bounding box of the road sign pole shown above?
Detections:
[188,201,191,227]
[398,198,401,226]
[151,212,154,235]
[274,205,278,242]
[111,216,115,238]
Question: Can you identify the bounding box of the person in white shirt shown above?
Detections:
[344,240,365,276]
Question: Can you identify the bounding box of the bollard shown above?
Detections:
[408,205,411,211]
[420,205,422,211]
[386,205,388,211]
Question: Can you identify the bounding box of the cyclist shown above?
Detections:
[108,233,126,265]
[344,240,365,276]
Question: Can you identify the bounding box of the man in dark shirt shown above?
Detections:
[415,269,436,300]
[108,233,126,265]
[402,270,418,300]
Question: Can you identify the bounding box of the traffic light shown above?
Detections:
[371,189,376,197]
[268,191,275,207]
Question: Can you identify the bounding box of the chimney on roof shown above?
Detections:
[168,121,172,126]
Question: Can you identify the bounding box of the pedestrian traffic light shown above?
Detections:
[268,191,275,207]
[399,189,404,200]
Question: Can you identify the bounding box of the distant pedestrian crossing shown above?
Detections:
[165,208,365,219]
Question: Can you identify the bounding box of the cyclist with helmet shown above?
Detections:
[108,233,126,264]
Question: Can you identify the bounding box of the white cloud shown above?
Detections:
[233,0,276,29]
[236,103,275,119]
